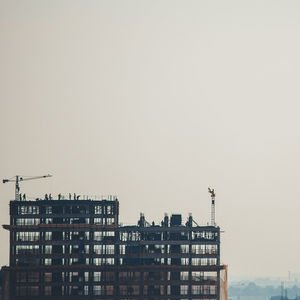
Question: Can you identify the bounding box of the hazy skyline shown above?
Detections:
[1,0,300,278]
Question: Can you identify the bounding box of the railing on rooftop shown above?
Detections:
[19,194,118,201]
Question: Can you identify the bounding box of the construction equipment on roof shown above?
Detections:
[3,174,52,201]
[208,186,216,226]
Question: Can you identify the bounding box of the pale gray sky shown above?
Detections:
[1,0,300,278]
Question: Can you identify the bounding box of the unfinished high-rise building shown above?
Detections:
[2,195,227,300]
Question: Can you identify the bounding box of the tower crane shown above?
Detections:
[208,187,216,226]
[3,174,52,201]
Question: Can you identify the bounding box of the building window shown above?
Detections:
[45,245,52,254]
[210,285,217,295]
[106,217,114,225]
[45,286,52,296]
[180,285,188,295]
[45,232,52,240]
[119,245,125,254]
[16,232,39,241]
[94,206,102,214]
[16,245,39,255]
[94,272,101,282]
[181,245,189,253]
[45,218,52,224]
[28,272,39,282]
[106,285,114,295]
[70,258,79,265]
[93,258,114,266]
[18,205,39,215]
[45,206,52,214]
[94,231,102,241]
[93,285,102,295]
[16,272,26,283]
[192,285,201,295]
[16,286,27,296]
[93,258,101,266]
[208,258,217,265]
[94,217,103,224]
[105,245,114,254]
[94,231,114,241]
[102,272,114,281]
[84,285,89,295]
[15,218,40,225]
[28,286,39,296]
[119,285,127,295]
[44,272,52,282]
[44,258,52,265]
[106,258,114,265]
[94,245,103,254]
[181,272,189,280]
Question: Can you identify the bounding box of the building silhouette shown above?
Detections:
[2,195,227,299]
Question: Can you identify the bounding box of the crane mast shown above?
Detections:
[15,175,19,202]
[208,187,216,226]
[3,174,52,201]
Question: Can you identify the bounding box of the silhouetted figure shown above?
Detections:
[69,193,71,200]
[74,193,76,200]
[49,193,52,200]
[58,193,61,200]
[23,194,26,201]
[45,194,48,200]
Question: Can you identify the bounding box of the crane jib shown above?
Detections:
[2,174,52,201]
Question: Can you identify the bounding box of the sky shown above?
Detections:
[1,0,300,279]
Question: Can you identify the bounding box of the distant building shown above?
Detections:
[2,196,227,299]
[270,296,300,300]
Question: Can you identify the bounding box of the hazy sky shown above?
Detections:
[1,0,300,279]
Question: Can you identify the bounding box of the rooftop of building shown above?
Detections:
[13,193,118,202]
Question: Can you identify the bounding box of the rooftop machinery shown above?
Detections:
[2,174,52,201]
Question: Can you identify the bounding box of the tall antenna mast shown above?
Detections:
[208,187,216,226]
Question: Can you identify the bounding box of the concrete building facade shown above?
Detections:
[3,196,227,300]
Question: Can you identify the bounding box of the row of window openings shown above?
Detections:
[14,233,217,251]
[16,205,115,215]
[13,223,217,244]
[15,285,113,297]
[15,230,115,241]
[126,244,218,255]
[92,285,217,296]
[14,243,217,255]
[118,285,217,296]
[15,245,115,255]
[13,232,217,249]
[119,231,218,241]
[15,285,216,297]
[15,257,217,266]
[15,257,114,266]
[14,217,115,226]
[13,219,217,243]
[16,271,217,283]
